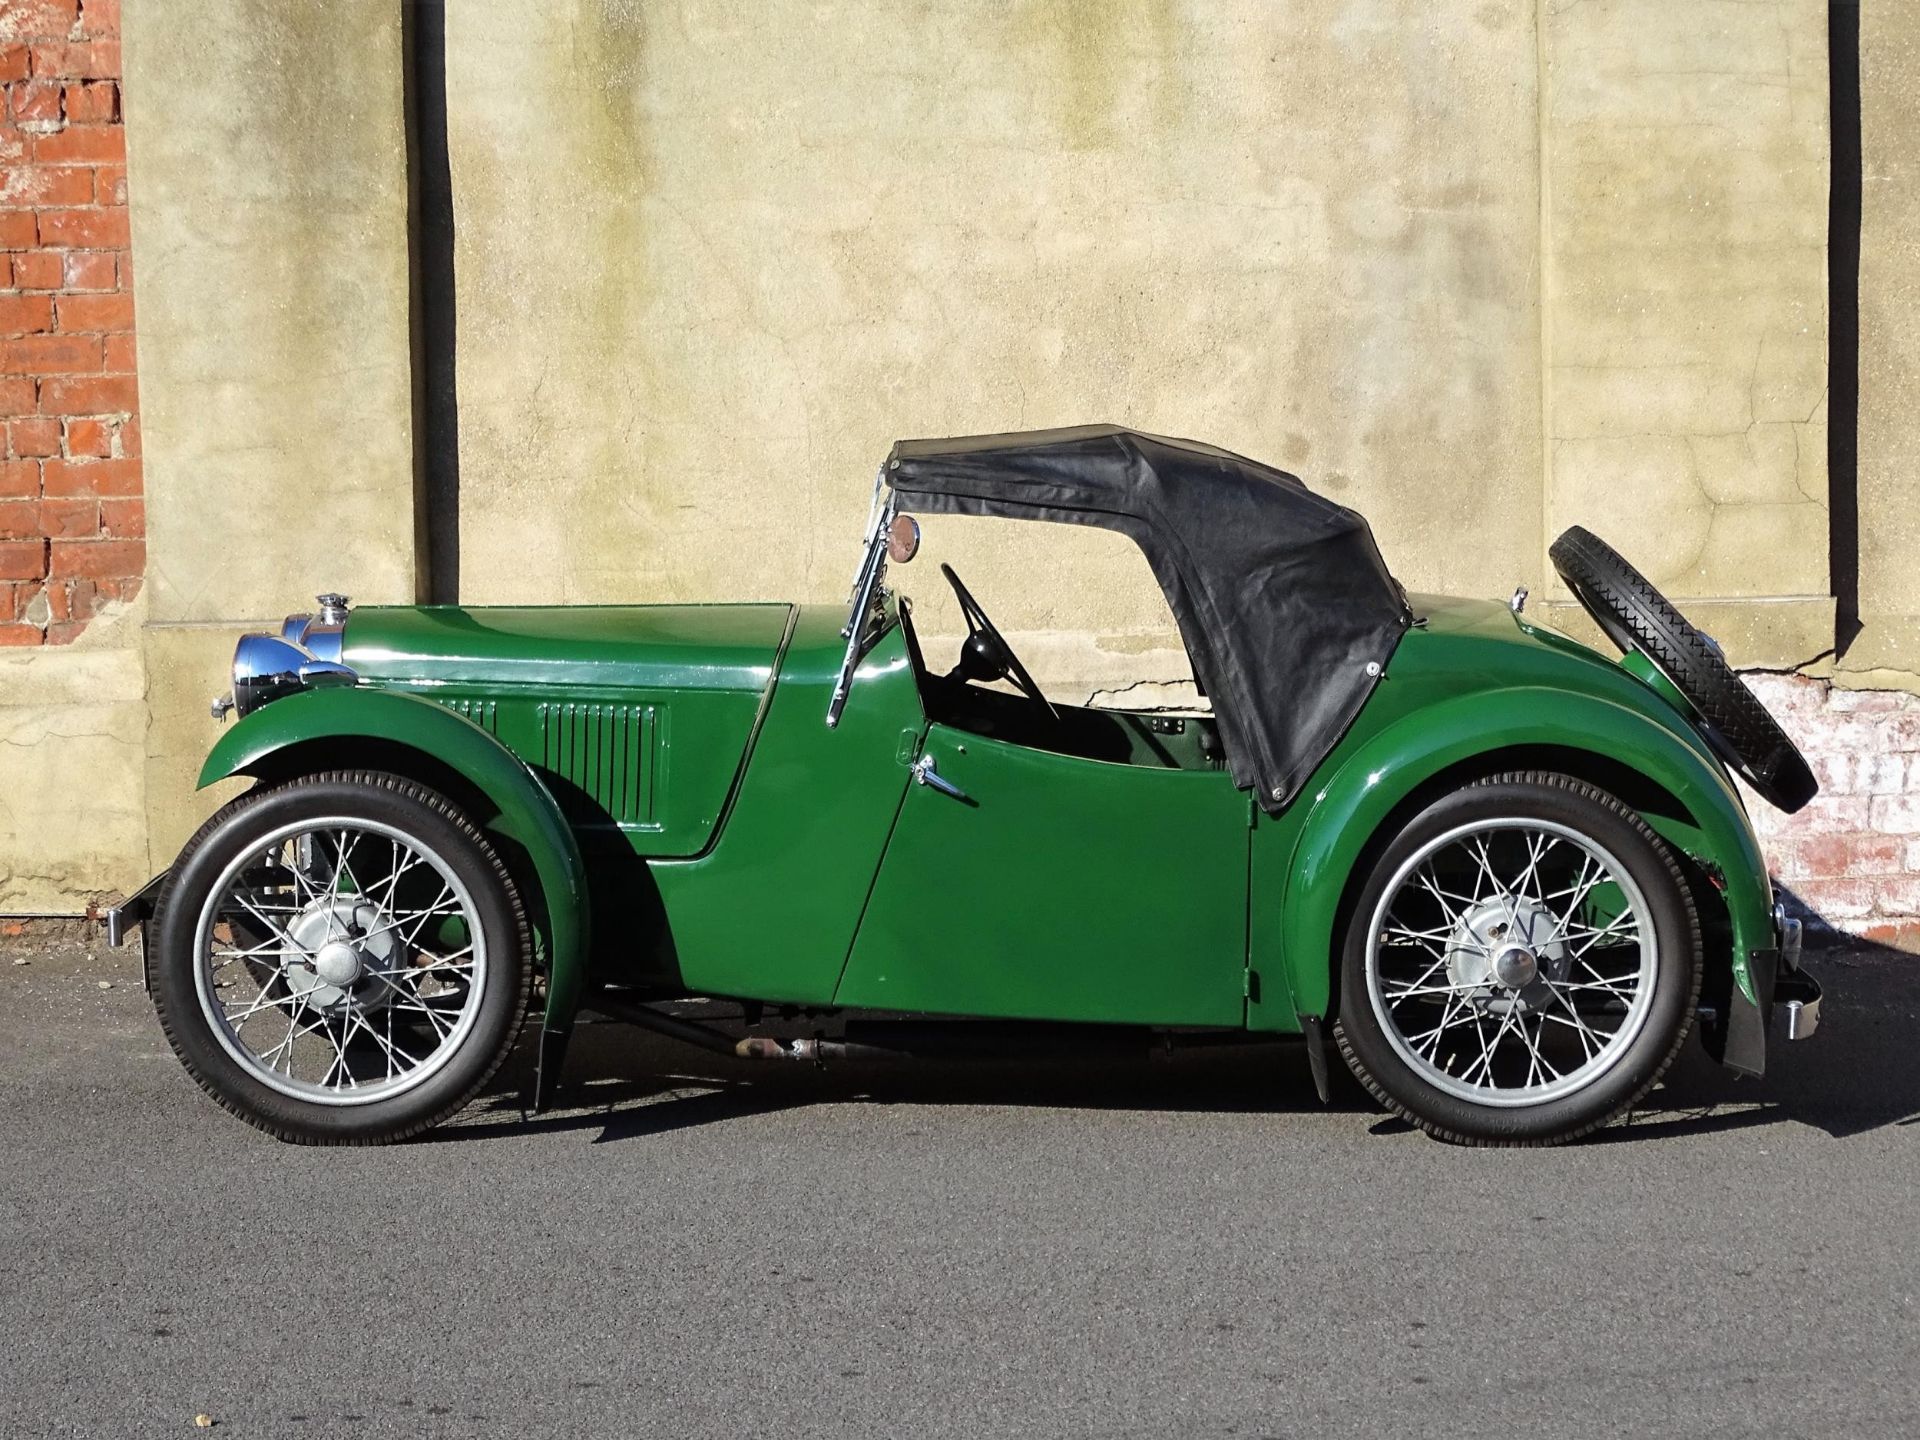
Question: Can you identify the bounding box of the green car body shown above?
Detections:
[194,585,1781,1100]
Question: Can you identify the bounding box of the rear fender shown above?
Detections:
[199,687,589,1101]
[1256,686,1772,1031]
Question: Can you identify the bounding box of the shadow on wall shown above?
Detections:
[1775,881,1870,949]
[437,944,1916,1148]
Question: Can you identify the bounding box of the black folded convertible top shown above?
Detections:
[887,425,1409,812]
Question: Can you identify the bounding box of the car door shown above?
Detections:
[832,721,1252,1026]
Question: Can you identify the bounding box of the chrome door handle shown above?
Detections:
[912,754,971,803]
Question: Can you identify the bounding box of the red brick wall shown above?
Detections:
[0,0,139,647]
[1746,674,1920,950]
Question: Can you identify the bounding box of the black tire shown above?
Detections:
[151,771,531,1145]
[1549,525,1817,813]
[1333,772,1701,1147]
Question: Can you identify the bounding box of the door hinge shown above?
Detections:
[895,728,922,765]
[1243,968,1260,1003]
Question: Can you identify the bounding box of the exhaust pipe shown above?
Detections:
[737,1020,1155,1063]
[733,1035,895,1063]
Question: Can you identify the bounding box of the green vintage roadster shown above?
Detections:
[111,426,1822,1146]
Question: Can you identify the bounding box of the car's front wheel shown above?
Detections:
[151,771,531,1144]
[1333,772,1700,1146]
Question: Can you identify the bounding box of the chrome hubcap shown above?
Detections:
[283,900,393,1011]
[311,940,364,990]
[1491,943,1540,990]
[1442,895,1566,1003]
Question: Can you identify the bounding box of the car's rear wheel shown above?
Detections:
[151,771,531,1144]
[1333,772,1700,1146]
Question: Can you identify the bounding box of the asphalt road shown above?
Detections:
[2,931,1916,1439]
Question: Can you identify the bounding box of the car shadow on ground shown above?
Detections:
[436,946,1917,1147]
[452,1035,1359,1145]
[1589,945,1920,1144]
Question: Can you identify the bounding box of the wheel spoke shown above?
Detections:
[1542,856,1605,947]
[363,954,474,983]
[210,932,305,972]
[222,984,297,1025]
[1560,974,1638,1003]
[1414,864,1478,922]
[343,1003,420,1074]
[228,890,304,950]
[393,999,456,1042]
[1386,948,1461,1002]
[285,840,327,909]
[1379,921,1455,959]
[1468,836,1501,904]
[372,847,428,914]
[353,887,459,949]
[1539,992,1607,1061]
[212,935,301,961]
[1415,988,1476,1061]
[259,989,321,1075]
[1569,909,1643,959]
[1571,948,1643,989]
[334,827,365,897]
[1517,1009,1562,1087]
[1467,999,1524,1086]
[1383,978,1487,1002]
[1514,831,1558,907]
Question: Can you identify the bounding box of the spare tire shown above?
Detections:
[1548,526,1818,814]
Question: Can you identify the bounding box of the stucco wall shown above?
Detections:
[443,0,1546,686]
[1540,0,1831,662]
[439,0,1830,687]
[0,602,147,910]
[120,0,421,870]
[2,0,1867,910]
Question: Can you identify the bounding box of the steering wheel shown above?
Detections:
[939,563,1059,723]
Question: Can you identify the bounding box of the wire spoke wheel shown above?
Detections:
[1366,818,1657,1106]
[156,772,530,1143]
[1335,773,1700,1147]
[193,816,488,1105]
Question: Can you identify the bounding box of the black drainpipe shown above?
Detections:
[402,0,461,605]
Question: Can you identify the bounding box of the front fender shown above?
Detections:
[1257,685,1772,1029]
[199,687,590,1099]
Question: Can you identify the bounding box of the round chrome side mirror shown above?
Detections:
[887,513,921,564]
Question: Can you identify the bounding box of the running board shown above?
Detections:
[585,995,1291,1069]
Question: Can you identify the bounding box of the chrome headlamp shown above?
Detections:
[213,593,359,721]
